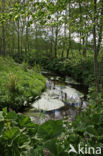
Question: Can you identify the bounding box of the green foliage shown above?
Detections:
[0,0,103,155]
[37,120,64,140]
[34,63,42,73]
[0,91,103,156]
[0,57,46,111]
[0,108,64,156]
[7,73,18,93]
[56,92,103,155]
[39,54,94,86]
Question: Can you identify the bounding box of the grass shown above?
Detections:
[0,56,46,111]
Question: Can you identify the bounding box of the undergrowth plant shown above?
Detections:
[0,108,64,156]
[7,73,18,93]
[0,57,46,111]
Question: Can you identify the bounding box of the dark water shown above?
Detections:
[23,71,88,124]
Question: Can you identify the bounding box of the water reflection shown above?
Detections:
[24,74,88,124]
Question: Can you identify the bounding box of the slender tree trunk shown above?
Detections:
[97,0,103,88]
[79,2,82,55]
[93,0,103,91]
[54,27,58,58]
[83,37,86,57]
[54,13,59,58]
[12,35,15,53]
[66,47,70,58]
[83,10,88,57]
[50,41,53,55]
[26,25,29,52]
[2,25,6,56]
[61,42,65,58]
[25,18,29,52]
[0,37,2,54]
[21,26,24,53]
[50,26,54,57]
[93,0,99,92]
[66,3,71,58]
[17,20,20,55]
[12,21,15,54]
[61,49,64,58]
[2,0,6,57]
[66,27,71,58]
[62,20,66,58]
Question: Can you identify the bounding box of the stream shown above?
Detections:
[23,71,88,124]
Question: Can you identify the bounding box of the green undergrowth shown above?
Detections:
[58,89,103,155]
[0,92,103,156]
[0,108,64,156]
[12,50,95,87]
[0,57,46,111]
[40,56,94,86]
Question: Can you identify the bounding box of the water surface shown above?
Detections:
[23,72,88,124]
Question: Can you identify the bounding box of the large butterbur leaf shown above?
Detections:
[44,138,58,156]
[3,127,20,141]
[16,134,30,148]
[5,111,18,120]
[37,120,64,140]
[17,115,31,128]
[23,148,44,156]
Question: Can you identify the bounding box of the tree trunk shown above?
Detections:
[50,26,54,57]
[17,20,20,55]
[66,47,70,58]
[83,37,86,57]
[66,3,71,59]
[93,0,99,92]
[54,27,58,58]
[66,29,71,58]
[26,24,29,52]
[1,0,6,57]
[79,2,82,55]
